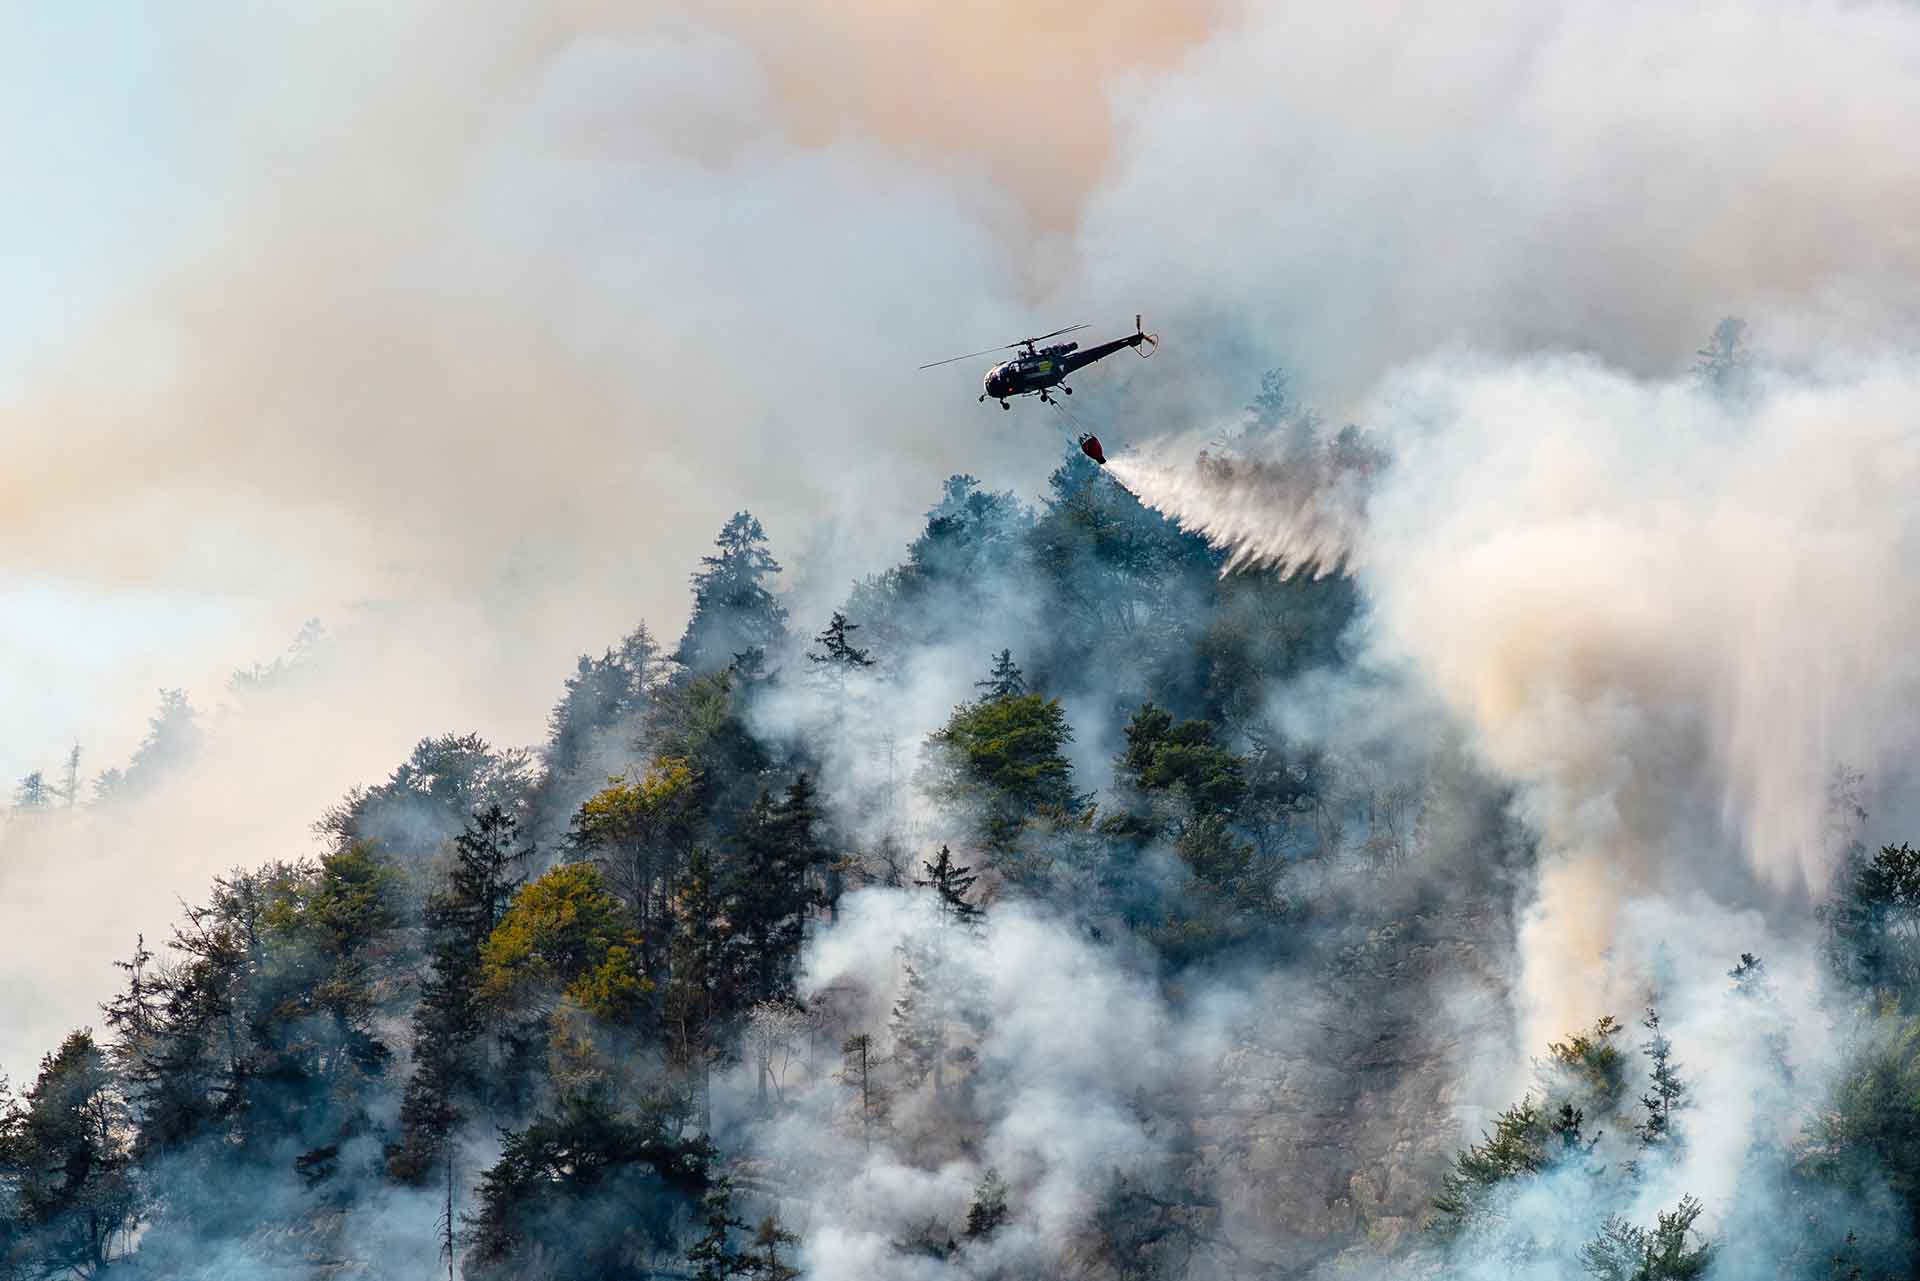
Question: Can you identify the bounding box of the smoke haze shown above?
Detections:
[8,2,1920,1274]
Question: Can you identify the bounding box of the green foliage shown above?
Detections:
[1803,1003,1920,1238]
[1429,1098,1549,1236]
[888,860,990,1098]
[645,668,773,838]
[686,1181,752,1280]
[1116,704,1248,819]
[923,692,1080,850]
[748,1214,802,1281]
[543,624,666,778]
[1542,1015,1628,1110]
[916,846,984,932]
[976,649,1025,699]
[677,511,790,674]
[319,732,534,860]
[0,1031,141,1278]
[1636,1007,1687,1148]
[1104,704,1279,959]
[571,757,701,955]
[807,611,874,674]
[1827,842,1920,1004]
[724,775,831,1008]
[464,1094,711,1280]
[1579,1196,1715,1280]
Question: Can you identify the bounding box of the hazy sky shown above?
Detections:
[0,0,1227,785]
[10,0,1917,788]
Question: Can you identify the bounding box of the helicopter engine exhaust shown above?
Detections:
[1079,433,1107,465]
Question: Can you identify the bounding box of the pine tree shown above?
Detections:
[124,688,203,789]
[666,848,735,1136]
[808,611,875,675]
[3,1031,142,1276]
[889,945,943,1094]
[725,777,830,1009]
[916,846,984,933]
[1580,1195,1715,1279]
[922,693,1081,852]
[888,852,988,1099]
[392,805,530,1181]
[99,935,162,1080]
[60,744,80,808]
[837,1032,888,1152]
[687,1182,751,1280]
[678,512,791,674]
[437,1142,457,1281]
[975,649,1025,699]
[1549,1102,1596,1158]
[1636,1007,1687,1147]
[1428,1098,1547,1235]
[13,771,52,809]
[1693,315,1751,399]
[748,1214,801,1281]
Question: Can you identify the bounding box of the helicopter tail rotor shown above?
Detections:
[1133,313,1159,357]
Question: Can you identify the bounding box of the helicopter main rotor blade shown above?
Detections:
[917,342,1018,370]
[917,323,1090,370]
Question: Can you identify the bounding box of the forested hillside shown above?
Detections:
[6,368,1920,1281]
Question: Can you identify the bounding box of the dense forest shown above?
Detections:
[6,358,1920,1281]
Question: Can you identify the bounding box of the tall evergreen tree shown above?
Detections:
[665,847,736,1136]
[1580,1195,1715,1279]
[922,693,1081,853]
[60,744,80,809]
[0,1031,141,1277]
[686,1181,752,1280]
[677,512,791,674]
[1636,1007,1687,1147]
[13,771,52,810]
[889,847,989,1098]
[975,649,1025,699]
[748,1214,801,1281]
[725,776,830,1009]
[123,688,203,790]
[916,846,984,934]
[392,805,530,1181]
[838,1032,887,1153]
[808,611,875,676]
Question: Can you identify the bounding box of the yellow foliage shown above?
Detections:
[479,863,645,1014]
[575,757,698,848]
[566,944,652,1021]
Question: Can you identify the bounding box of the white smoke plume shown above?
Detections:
[1121,348,1920,1056]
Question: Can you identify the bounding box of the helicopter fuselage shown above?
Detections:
[983,331,1149,402]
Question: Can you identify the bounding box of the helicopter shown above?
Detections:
[919,314,1158,464]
